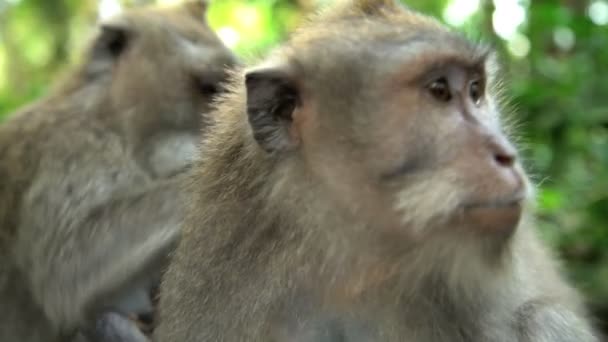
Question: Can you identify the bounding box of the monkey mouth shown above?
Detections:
[459,192,526,233]
[463,196,524,210]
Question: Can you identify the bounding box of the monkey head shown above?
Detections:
[242,0,529,258]
[83,0,236,139]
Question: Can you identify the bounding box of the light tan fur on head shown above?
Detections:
[322,0,404,17]
[181,0,209,22]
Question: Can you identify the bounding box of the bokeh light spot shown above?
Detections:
[98,0,122,20]
[507,32,531,58]
[492,0,526,40]
[553,26,576,51]
[443,0,480,27]
[235,5,261,30]
[588,1,608,25]
[217,27,240,48]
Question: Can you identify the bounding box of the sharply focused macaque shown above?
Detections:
[154,0,598,341]
[0,1,236,341]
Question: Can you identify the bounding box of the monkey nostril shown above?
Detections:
[486,134,517,168]
[494,152,515,168]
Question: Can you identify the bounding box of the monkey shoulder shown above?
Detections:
[0,102,150,240]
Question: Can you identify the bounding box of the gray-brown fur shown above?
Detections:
[155,0,597,341]
[0,1,235,341]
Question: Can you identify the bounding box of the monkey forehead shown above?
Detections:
[281,28,492,91]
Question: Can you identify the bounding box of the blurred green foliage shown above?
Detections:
[0,0,607,324]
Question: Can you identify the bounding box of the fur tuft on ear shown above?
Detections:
[316,0,408,23]
[182,0,209,23]
[352,0,404,15]
[245,67,299,153]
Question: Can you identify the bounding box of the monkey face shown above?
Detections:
[92,1,237,134]
[245,27,530,246]
[374,63,527,238]
[300,40,529,243]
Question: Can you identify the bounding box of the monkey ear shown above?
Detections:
[93,21,131,59]
[245,67,299,153]
[183,0,209,22]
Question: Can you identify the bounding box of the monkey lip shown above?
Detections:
[460,193,526,233]
[463,197,524,210]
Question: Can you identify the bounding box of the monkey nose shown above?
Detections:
[492,143,516,168]
[486,134,517,169]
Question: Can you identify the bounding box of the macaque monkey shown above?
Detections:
[154,0,598,341]
[0,1,235,341]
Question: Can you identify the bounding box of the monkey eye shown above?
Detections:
[469,79,483,105]
[192,72,225,98]
[427,77,452,102]
[196,80,220,97]
[197,80,220,97]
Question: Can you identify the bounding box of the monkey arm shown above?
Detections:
[514,228,599,342]
[16,160,183,332]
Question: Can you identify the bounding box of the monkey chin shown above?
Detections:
[459,197,524,237]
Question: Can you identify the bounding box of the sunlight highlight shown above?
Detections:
[492,0,526,40]
[443,0,480,27]
[234,5,261,30]
[588,0,608,25]
[217,27,241,48]
[98,0,122,20]
[157,0,183,5]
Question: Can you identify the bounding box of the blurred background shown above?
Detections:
[0,0,607,331]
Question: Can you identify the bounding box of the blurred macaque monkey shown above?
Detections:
[0,1,235,341]
[155,0,598,341]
